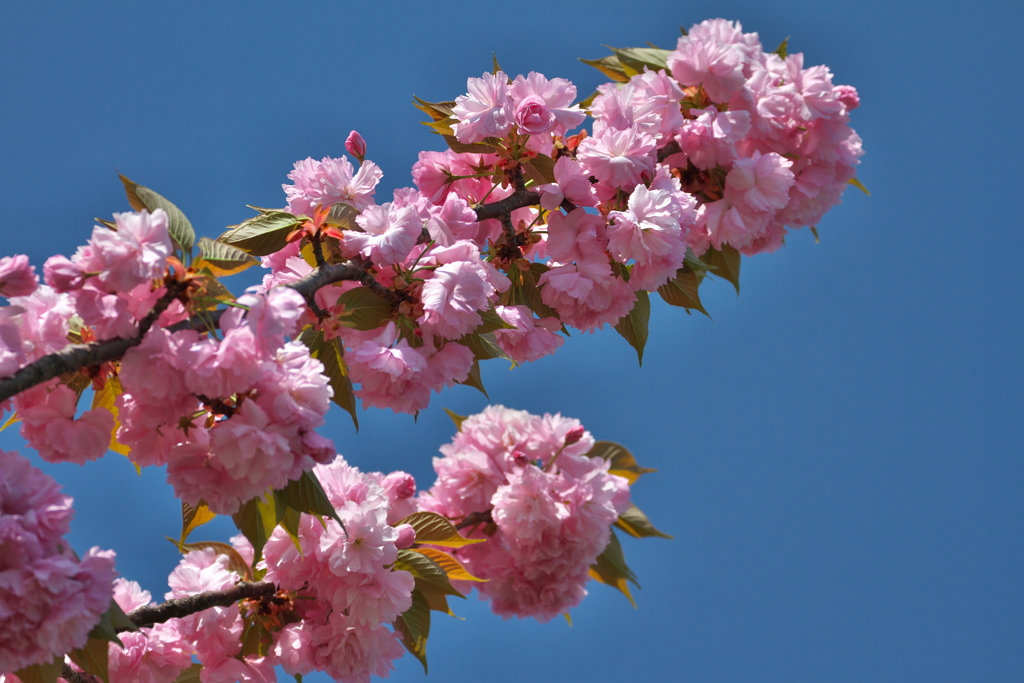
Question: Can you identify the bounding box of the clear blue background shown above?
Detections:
[2,1,1022,681]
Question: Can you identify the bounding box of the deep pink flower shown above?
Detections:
[345,130,367,161]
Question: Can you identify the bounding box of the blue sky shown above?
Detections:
[2,1,1022,681]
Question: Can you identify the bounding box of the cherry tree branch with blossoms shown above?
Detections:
[0,17,863,683]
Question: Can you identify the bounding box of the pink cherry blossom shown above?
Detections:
[284,155,383,215]
[667,34,747,103]
[345,130,367,161]
[508,72,586,136]
[16,382,114,465]
[452,71,514,143]
[349,202,421,266]
[78,209,173,292]
[577,126,656,190]
[724,151,795,212]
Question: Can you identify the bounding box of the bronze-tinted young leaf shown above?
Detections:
[491,52,503,75]
[579,55,630,82]
[443,408,467,432]
[337,287,393,331]
[609,46,671,73]
[395,590,431,672]
[14,657,63,683]
[180,500,216,546]
[614,503,673,539]
[298,327,359,429]
[172,663,203,683]
[231,493,281,563]
[414,577,454,615]
[657,267,709,317]
[585,441,657,484]
[91,377,132,457]
[276,470,343,527]
[414,547,486,582]
[70,637,111,683]
[614,290,650,366]
[458,359,488,398]
[589,530,638,607]
[522,154,557,185]
[180,541,253,579]
[810,226,820,243]
[773,36,790,59]
[395,549,463,598]
[704,244,741,294]
[0,411,19,432]
[442,134,499,155]
[396,511,486,548]
[119,174,195,254]
[240,615,275,658]
[849,177,871,196]
[324,202,360,230]
[218,211,304,256]
[412,96,457,122]
[195,237,259,277]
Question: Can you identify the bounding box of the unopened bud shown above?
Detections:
[383,472,416,499]
[393,276,408,290]
[345,130,367,162]
[509,450,529,468]
[395,523,416,549]
[564,426,585,446]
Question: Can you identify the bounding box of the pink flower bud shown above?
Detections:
[43,254,86,292]
[564,426,585,446]
[834,85,860,111]
[395,523,416,549]
[345,130,367,162]
[508,450,529,468]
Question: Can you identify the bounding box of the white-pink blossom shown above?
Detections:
[452,71,514,143]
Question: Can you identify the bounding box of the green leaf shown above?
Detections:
[849,177,871,196]
[461,331,509,363]
[585,441,657,484]
[396,511,486,548]
[615,503,673,539]
[276,470,343,527]
[298,327,358,429]
[414,576,455,615]
[119,174,195,254]
[704,245,741,294]
[609,46,671,74]
[70,637,111,683]
[395,589,431,672]
[218,210,304,256]
[473,306,515,335]
[172,663,203,683]
[180,541,253,579]
[458,359,488,398]
[194,236,258,277]
[88,598,136,647]
[657,267,709,317]
[614,290,650,366]
[180,500,216,546]
[773,37,790,59]
[522,154,557,185]
[579,55,630,82]
[231,493,281,563]
[443,408,467,432]
[589,530,639,607]
[336,287,393,331]
[14,656,63,683]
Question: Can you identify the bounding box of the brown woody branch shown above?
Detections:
[62,664,100,683]
[0,260,386,403]
[474,188,541,222]
[126,581,276,630]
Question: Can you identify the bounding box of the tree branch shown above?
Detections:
[474,188,541,222]
[126,581,276,630]
[0,260,388,403]
[62,664,100,683]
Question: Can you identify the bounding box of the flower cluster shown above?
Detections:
[419,406,630,622]
[0,450,117,674]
